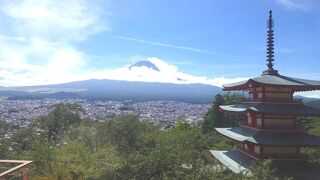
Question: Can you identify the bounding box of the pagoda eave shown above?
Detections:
[219,103,320,116]
[210,149,320,179]
[222,79,257,91]
[215,127,320,147]
[223,75,320,92]
[223,83,320,92]
[210,150,252,174]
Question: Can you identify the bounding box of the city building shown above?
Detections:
[210,10,320,179]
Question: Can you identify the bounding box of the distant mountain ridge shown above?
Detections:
[306,100,320,108]
[1,80,319,103]
[1,79,222,103]
[2,59,318,103]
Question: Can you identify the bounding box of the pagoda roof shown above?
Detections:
[220,102,320,116]
[210,150,251,174]
[223,74,320,91]
[215,127,320,146]
[211,149,320,179]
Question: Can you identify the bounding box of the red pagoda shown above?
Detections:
[211,10,320,179]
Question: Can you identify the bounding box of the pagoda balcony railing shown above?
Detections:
[238,146,307,160]
[239,121,252,127]
[239,121,304,131]
[263,154,308,160]
[262,124,304,131]
[244,98,303,103]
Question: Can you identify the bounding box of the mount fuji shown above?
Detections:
[0,59,222,103]
[129,60,160,71]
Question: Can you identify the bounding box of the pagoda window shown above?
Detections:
[249,93,254,101]
[247,113,252,125]
[257,118,262,128]
[263,146,298,158]
[264,92,292,102]
[254,145,260,154]
[248,116,252,125]
[258,92,263,101]
[264,117,294,130]
[266,86,291,92]
[244,144,249,151]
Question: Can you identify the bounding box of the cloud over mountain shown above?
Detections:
[81,57,248,87]
[0,1,245,87]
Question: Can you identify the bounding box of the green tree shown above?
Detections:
[298,116,320,165]
[19,142,54,177]
[202,94,224,133]
[98,115,156,155]
[249,159,279,180]
[34,103,83,145]
[202,93,244,133]
[173,119,192,131]
[0,121,10,158]
[9,127,41,154]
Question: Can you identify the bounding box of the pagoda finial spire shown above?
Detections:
[262,10,279,76]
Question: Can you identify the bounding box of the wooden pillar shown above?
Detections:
[262,86,266,101]
[262,114,265,129]
[252,113,256,128]
[296,147,300,158]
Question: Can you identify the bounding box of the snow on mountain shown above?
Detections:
[129,60,160,71]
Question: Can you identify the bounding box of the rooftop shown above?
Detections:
[220,102,320,116]
[211,149,320,179]
[223,75,320,91]
[215,127,320,146]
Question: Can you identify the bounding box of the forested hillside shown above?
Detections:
[2,94,319,179]
[307,100,320,108]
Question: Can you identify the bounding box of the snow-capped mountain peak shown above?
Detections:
[129,60,160,71]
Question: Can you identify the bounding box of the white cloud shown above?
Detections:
[274,0,314,11]
[295,91,320,99]
[0,0,107,41]
[81,57,248,87]
[0,0,109,86]
[0,1,250,88]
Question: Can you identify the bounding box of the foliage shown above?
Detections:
[10,127,41,154]
[202,93,245,133]
[0,121,10,158]
[3,101,296,179]
[249,159,278,180]
[306,100,320,108]
[98,115,156,155]
[299,116,320,165]
[298,116,320,136]
[33,103,83,145]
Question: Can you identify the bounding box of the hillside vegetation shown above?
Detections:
[2,94,318,179]
[307,100,320,108]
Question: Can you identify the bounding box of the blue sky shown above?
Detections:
[0,0,319,97]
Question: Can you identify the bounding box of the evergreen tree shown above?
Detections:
[202,93,244,133]
[202,94,224,133]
